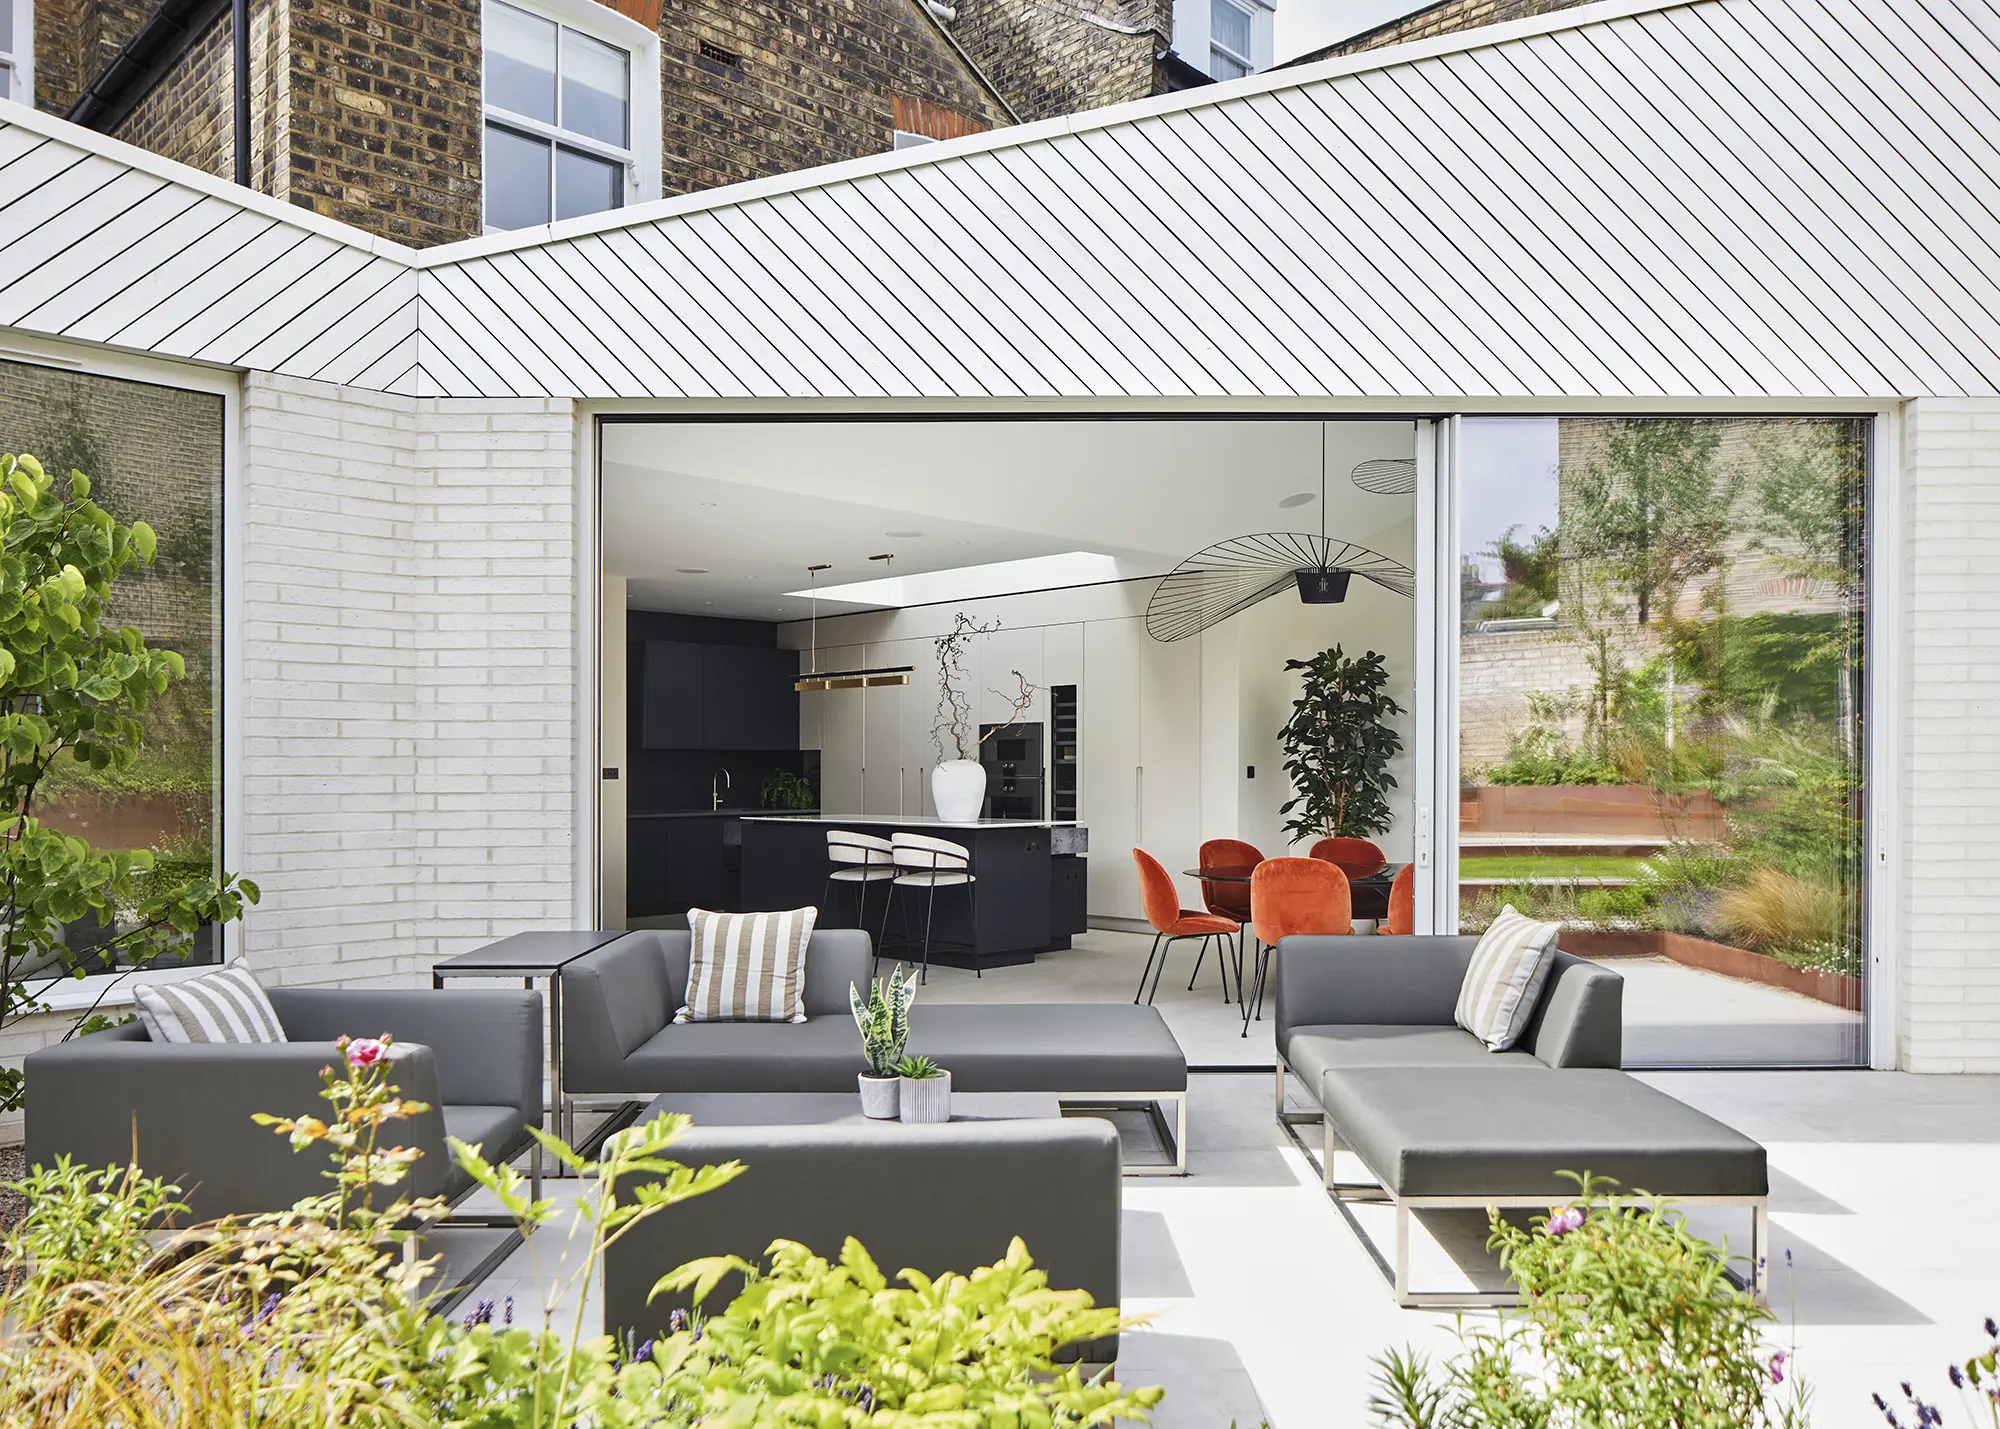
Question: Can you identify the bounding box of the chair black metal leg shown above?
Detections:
[1150,935,1178,1005]
[967,881,981,978]
[1185,935,1209,991]
[920,881,938,985]
[1134,932,1163,1003]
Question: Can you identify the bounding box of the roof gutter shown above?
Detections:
[66,0,232,137]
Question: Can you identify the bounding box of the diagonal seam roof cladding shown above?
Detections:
[0,0,1995,401]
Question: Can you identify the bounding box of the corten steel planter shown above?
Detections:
[1562,928,1861,1010]
[1459,785,1726,842]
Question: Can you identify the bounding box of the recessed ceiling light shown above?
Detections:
[699,501,717,508]
[885,530,924,538]
[676,567,709,574]
[1278,492,1316,508]
[956,540,973,546]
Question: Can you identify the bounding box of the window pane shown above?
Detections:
[555,145,621,220]
[0,362,224,971]
[1211,0,1251,56]
[0,3,13,54]
[1457,416,1868,1068]
[1210,48,1250,80]
[0,65,12,102]
[561,29,629,146]
[485,123,552,229]
[485,0,557,123]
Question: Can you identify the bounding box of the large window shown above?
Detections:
[483,0,634,230]
[0,360,223,972]
[1,0,32,103]
[1210,0,1253,79]
[1457,417,1867,1067]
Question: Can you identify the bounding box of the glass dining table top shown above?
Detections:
[1183,863,1405,884]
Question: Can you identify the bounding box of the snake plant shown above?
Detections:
[850,966,917,1078]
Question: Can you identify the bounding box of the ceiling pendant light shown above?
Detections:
[793,559,914,691]
[1144,424,1415,642]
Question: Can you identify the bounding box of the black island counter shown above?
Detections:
[738,815,1088,971]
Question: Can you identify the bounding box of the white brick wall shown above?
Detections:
[240,374,581,988]
[1900,398,2000,1071]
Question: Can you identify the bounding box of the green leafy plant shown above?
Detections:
[850,966,917,1078]
[0,450,259,1110]
[650,1235,1164,1426]
[1369,1173,1808,1429]
[1880,1317,2000,1427]
[759,769,815,810]
[1279,645,1405,842]
[894,1052,942,1079]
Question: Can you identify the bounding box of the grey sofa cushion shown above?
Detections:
[604,1118,1121,1362]
[1320,1067,1767,1199]
[620,1017,867,1093]
[443,1105,532,1192]
[1284,1025,1544,1091]
[907,1004,1188,1093]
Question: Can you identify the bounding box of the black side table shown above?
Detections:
[432,929,630,1165]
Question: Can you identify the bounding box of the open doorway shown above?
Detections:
[596,416,1421,1064]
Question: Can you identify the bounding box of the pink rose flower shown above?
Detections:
[345,1037,387,1068]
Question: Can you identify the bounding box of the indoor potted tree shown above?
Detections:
[896,1052,951,1123]
[850,967,917,1118]
[930,612,1039,822]
[1279,645,1405,845]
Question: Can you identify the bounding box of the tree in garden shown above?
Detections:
[1565,418,1735,629]
[0,451,258,1110]
[1279,645,1404,843]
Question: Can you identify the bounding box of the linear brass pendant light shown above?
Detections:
[793,558,913,691]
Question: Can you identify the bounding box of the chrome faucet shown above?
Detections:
[712,768,732,810]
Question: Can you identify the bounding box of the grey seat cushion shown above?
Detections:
[621,1018,867,1093]
[907,1004,1187,1093]
[1284,1025,1543,1093]
[440,1105,526,1199]
[1321,1067,1767,1199]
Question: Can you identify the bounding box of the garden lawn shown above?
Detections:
[1457,855,1651,881]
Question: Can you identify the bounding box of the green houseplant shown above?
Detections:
[0,450,258,1111]
[758,769,814,810]
[850,967,917,1118]
[895,1052,950,1124]
[1279,645,1405,845]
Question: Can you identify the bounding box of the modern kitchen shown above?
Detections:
[596,416,1422,983]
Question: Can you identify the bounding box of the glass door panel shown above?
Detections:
[1455,417,1867,1067]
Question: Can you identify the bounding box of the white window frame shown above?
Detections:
[1,0,34,106]
[481,0,661,233]
[0,332,240,1011]
[1209,0,1254,79]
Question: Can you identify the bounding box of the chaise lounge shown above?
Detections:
[562,929,1190,1172]
[1275,934,1769,1307]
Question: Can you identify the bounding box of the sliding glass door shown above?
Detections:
[1451,417,1867,1067]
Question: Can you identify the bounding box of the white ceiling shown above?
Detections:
[601,419,1417,619]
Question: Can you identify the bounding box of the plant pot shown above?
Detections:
[931,760,987,822]
[858,1072,900,1119]
[899,1070,952,1124]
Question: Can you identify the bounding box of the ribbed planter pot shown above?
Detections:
[931,760,986,822]
[858,1073,900,1119]
[899,1070,952,1124]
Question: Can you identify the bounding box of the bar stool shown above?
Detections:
[886,831,976,984]
[823,830,896,959]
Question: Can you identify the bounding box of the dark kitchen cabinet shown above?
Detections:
[639,640,797,752]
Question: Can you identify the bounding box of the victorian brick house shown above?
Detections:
[13,0,1236,247]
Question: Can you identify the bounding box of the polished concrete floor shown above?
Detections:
[465,1068,1994,1428]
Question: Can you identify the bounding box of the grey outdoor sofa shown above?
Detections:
[24,987,543,1221]
[562,929,1190,1172]
[1274,934,1769,1307]
[602,1116,1123,1364]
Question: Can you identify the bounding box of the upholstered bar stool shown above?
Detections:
[824,830,896,952]
[886,831,977,984]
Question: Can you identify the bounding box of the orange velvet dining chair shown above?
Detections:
[1243,857,1352,1034]
[1133,848,1241,1006]
[1307,837,1389,879]
[1381,863,1416,936]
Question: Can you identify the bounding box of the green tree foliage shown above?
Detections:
[1279,646,1404,842]
[1482,524,1562,621]
[1565,419,1736,629]
[0,450,257,1110]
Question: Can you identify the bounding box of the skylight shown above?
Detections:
[784,552,1134,607]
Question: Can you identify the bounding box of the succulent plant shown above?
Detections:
[850,967,917,1078]
[894,1053,943,1080]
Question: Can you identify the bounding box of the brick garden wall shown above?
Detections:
[949,0,1169,122]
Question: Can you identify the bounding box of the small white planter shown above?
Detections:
[858,1072,900,1119]
[930,759,987,822]
[899,1070,952,1124]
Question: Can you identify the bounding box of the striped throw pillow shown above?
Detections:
[675,907,818,1024]
[134,961,286,1044]
[1454,905,1561,1051]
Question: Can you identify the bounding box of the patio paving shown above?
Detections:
[461,1067,1998,1428]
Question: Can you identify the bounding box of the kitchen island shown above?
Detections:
[739,815,1088,970]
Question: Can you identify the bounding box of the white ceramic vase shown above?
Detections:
[899,1069,952,1124]
[858,1072,900,1120]
[931,759,986,822]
